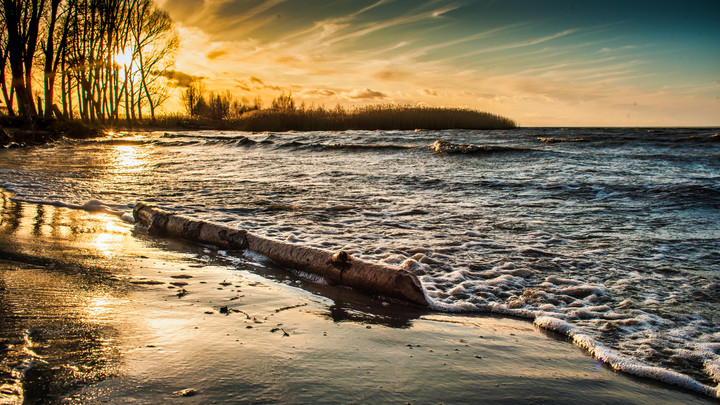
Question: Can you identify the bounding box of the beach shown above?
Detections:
[0,192,712,403]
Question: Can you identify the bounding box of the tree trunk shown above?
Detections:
[133,203,428,306]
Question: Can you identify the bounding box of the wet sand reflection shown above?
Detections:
[1,193,137,403]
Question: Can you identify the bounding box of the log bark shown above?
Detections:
[133,203,428,306]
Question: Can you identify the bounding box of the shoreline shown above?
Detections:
[0,192,714,403]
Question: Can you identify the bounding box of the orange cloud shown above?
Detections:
[373,70,409,81]
[234,76,283,91]
[419,88,437,96]
[300,88,337,97]
[159,70,202,87]
[345,88,387,99]
[206,49,228,59]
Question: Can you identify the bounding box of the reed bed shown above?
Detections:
[233,105,516,131]
[114,105,516,132]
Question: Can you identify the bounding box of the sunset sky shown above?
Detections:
[156,0,719,127]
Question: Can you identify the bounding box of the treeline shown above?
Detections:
[175,82,516,130]
[0,0,178,123]
[169,87,515,131]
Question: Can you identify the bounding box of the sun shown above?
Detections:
[114,47,133,67]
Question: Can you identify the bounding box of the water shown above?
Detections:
[1,127,719,396]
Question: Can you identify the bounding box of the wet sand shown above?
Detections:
[0,192,713,404]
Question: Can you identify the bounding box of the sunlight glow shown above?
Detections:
[115,47,133,67]
[85,295,114,318]
[89,214,129,258]
[92,230,117,258]
[114,145,143,169]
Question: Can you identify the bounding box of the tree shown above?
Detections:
[0,9,14,115]
[180,76,204,117]
[59,0,177,123]
[1,0,46,117]
[129,0,178,120]
[271,91,295,111]
[42,0,73,118]
[205,90,231,121]
[1,0,178,121]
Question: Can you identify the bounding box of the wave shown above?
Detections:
[675,133,720,144]
[320,143,419,152]
[431,140,530,154]
[81,138,156,146]
[537,137,588,143]
[421,262,720,398]
[161,132,253,141]
[2,190,133,222]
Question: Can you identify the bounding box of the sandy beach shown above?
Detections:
[0,192,713,404]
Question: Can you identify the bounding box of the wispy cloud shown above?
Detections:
[451,29,580,61]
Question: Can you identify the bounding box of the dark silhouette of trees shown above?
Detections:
[180,76,204,117]
[271,91,295,111]
[0,0,178,122]
[1,0,45,117]
[181,78,261,122]
[0,7,12,114]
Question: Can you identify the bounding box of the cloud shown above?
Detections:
[275,55,302,65]
[373,69,409,81]
[207,49,228,59]
[235,76,283,91]
[300,88,337,97]
[344,88,387,100]
[158,70,202,87]
[234,79,251,91]
[419,88,437,96]
[157,0,204,21]
[452,29,580,61]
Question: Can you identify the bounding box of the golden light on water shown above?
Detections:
[84,294,115,318]
[92,230,118,258]
[90,213,133,258]
[113,145,142,169]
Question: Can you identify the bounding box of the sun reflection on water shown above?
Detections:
[84,295,115,319]
[89,214,132,258]
[113,145,143,170]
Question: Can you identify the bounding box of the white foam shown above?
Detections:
[535,316,720,398]
[242,250,272,265]
[292,270,328,285]
[5,194,132,220]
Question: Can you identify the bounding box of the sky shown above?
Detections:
[156,0,720,126]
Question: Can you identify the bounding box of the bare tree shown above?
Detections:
[0,9,15,115]
[1,0,178,121]
[180,76,204,117]
[41,0,75,119]
[1,0,46,117]
[129,0,178,120]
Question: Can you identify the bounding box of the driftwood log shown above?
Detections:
[133,203,428,306]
